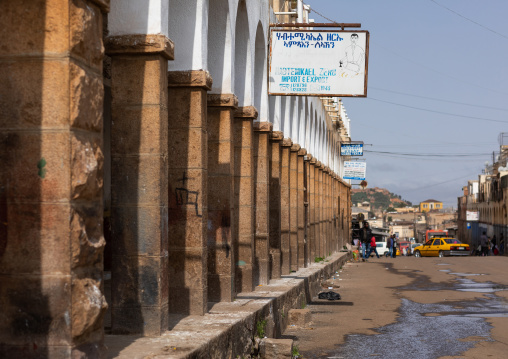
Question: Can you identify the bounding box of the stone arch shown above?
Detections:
[280,97,289,134]
[254,21,268,121]
[306,103,313,151]
[300,97,308,148]
[295,97,303,144]
[288,96,296,140]
[207,0,232,93]
[234,0,251,106]
[169,0,205,70]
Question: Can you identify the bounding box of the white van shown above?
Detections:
[370,230,389,257]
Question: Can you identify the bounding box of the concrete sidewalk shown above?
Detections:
[105,251,351,358]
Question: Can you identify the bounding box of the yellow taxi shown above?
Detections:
[413,237,470,258]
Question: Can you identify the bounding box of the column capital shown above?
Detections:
[207,94,238,108]
[106,34,174,60]
[168,70,213,90]
[270,131,284,141]
[281,138,293,147]
[234,106,258,120]
[297,148,307,157]
[316,161,323,168]
[253,121,273,133]
[290,143,301,152]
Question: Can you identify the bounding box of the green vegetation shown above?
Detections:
[351,187,412,212]
[292,345,300,358]
[256,319,267,338]
[314,256,324,263]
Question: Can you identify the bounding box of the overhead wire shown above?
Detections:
[370,87,508,112]
[307,1,508,96]
[404,172,480,193]
[368,97,508,124]
[428,0,508,40]
[364,149,491,158]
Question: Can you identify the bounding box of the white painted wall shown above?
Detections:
[109,0,352,178]
[109,0,169,37]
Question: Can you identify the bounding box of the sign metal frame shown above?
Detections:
[268,28,369,97]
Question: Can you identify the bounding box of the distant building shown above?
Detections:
[420,199,443,212]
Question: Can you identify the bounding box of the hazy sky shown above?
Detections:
[307,0,508,207]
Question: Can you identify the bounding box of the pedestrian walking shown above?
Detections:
[367,236,380,258]
[392,236,397,258]
[360,222,372,261]
[387,235,394,258]
[500,233,505,255]
[480,231,488,256]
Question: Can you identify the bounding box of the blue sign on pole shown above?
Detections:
[341,143,363,156]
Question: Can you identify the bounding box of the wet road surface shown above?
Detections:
[285,256,508,359]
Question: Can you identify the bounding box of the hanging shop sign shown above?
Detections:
[340,142,363,156]
[268,29,369,97]
[343,161,366,180]
[466,211,479,221]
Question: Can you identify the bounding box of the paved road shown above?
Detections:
[284,255,508,359]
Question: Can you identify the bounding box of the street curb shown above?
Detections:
[105,251,352,358]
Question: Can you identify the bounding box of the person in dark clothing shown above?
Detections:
[360,222,372,261]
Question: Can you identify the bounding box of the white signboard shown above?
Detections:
[341,143,363,156]
[343,161,366,180]
[466,211,479,221]
[269,30,369,96]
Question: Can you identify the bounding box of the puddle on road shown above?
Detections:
[332,299,493,359]
[333,299,494,359]
[327,269,506,359]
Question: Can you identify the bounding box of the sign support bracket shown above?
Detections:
[270,23,361,30]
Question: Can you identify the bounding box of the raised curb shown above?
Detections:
[105,252,351,358]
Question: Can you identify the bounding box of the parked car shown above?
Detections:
[410,242,422,255]
[413,237,470,258]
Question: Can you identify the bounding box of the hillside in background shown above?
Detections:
[351,187,412,211]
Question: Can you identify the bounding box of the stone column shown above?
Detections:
[327,170,332,255]
[325,169,331,256]
[289,144,300,272]
[253,122,272,286]
[308,157,316,263]
[233,106,258,293]
[297,148,307,268]
[303,155,311,267]
[317,163,324,257]
[0,1,109,357]
[207,94,238,302]
[269,131,284,279]
[167,70,211,315]
[332,175,337,252]
[107,34,173,335]
[280,139,292,275]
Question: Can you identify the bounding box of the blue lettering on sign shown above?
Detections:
[274,67,315,76]
[276,31,344,48]
[341,144,364,156]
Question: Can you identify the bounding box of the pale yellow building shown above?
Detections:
[420,199,443,212]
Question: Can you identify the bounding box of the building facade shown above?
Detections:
[0,0,353,357]
[419,199,443,213]
[458,145,508,250]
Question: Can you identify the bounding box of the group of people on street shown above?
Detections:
[355,222,398,261]
[477,231,504,256]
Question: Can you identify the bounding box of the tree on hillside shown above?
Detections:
[352,192,368,204]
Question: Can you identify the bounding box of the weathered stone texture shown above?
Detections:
[259,338,293,359]
[70,0,104,69]
[288,309,311,327]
